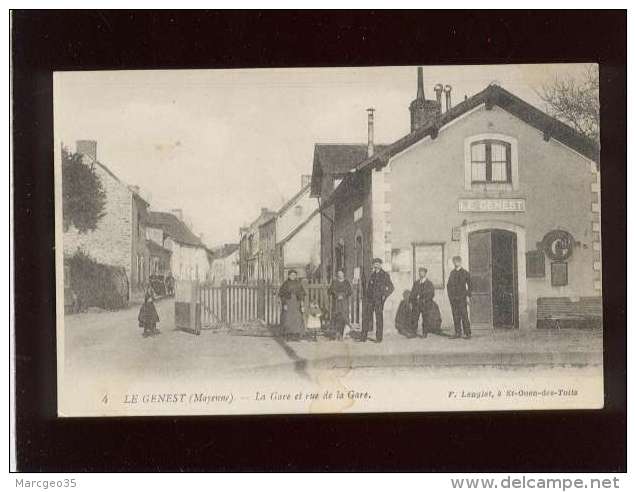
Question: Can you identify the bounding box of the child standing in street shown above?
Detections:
[305,301,323,341]
[138,289,160,337]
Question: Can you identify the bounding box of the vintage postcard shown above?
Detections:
[54,64,603,416]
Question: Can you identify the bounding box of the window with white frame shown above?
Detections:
[464,134,519,191]
[470,140,511,184]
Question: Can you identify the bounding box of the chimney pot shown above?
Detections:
[434,84,444,112]
[301,174,312,188]
[444,84,453,112]
[76,140,97,161]
[367,108,375,158]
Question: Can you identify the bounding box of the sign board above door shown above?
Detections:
[458,198,526,213]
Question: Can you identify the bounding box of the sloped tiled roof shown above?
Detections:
[146,238,172,255]
[355,84,600,173]
[310,143,388,196]
[146,211,203,248]
[321,84,600,210]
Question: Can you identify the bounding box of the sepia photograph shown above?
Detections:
[53,63,603,416]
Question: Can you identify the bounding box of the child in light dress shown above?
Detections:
[305,301,323,341]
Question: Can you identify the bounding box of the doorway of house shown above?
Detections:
[468,229,518,329]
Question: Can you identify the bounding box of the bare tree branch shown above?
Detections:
[537,64,599,145]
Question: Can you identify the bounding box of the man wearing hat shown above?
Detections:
[360,257,394,343]
[447,255,472,339]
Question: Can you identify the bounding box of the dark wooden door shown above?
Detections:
[468,231,493,325]
[491,230,518,328]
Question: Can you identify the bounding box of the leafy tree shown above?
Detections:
[62,148,107,233]
[538,64,600,145]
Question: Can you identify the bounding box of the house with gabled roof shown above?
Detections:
[310,142,388,281]
[209,243,240,284]
[146,209,209,281]
[317,67,601,331]
[256,175,321,283]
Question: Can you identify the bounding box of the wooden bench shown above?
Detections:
[536,296,603,329]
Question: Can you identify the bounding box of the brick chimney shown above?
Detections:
[367,108,375,157]
[76,140,97,161]
[301,174,312,188]
[261,207,269,216]
[171,208,183,221]
[409,67,441,132]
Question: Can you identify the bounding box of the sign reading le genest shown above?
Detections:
[458,198,526,213]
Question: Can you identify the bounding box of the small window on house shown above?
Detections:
[471,140,511,184]
[335,243,345,273]
[551,261,568,287]
[526,250,546,278]
[355,235,363,268]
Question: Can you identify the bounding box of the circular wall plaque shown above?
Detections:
[542,230,574,261]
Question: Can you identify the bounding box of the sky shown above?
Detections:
[54,63,592,246]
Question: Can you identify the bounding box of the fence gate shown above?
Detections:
[196,279,362,329]
[175,280,202,334]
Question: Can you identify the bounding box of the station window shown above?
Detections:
[470,140,511,184]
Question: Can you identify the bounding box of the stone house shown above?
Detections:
[318,68,601,331]
[145,210,209,281]
[62,140,151,301]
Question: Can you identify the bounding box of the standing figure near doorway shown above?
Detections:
[410,267,435,338]
[360,258,394,343]
[447,256,472,339]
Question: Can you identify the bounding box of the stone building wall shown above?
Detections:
[63,160,133,286]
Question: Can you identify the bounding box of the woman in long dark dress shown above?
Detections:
[279,270,306,340]
[328,270,353,340]
[138,289,160,338]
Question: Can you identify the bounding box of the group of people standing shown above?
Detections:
[396,255,473,340]
[277,255,472,342]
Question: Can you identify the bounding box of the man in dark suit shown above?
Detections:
[447,255,472,339]
[409,267,435,338]
[360,258,394,343]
